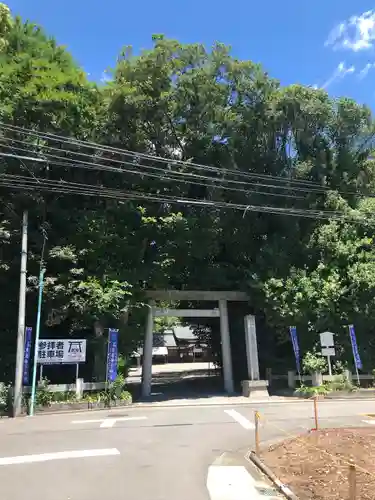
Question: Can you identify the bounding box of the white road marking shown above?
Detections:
[362,420,375,425]
[207,465,256,499]
[72,416,147,427]
[100,418,117,428]
[99,417,146,428]
[224,409,255,430]
[0,448,120,466]
[72,418,106,424]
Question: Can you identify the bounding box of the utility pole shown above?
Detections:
[13,210,28,417]
[29,266,45,416]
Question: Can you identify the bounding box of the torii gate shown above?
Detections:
[141,290,260,397]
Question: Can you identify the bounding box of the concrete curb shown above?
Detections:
[131,397,375,408]
[131,400,280,408]
[249,451,299,500]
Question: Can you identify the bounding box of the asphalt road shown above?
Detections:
[1,399,375,500]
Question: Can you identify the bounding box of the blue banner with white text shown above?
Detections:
[106,328,119,383]
[23,327,32,385]
[349,324,362,370]
[289,326,301,374]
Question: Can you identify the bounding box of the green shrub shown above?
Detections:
[296,384,329,396]
[302,351,327,374]
[327,375,356,392]
[118,355,130,378]
[333,360,348,375]
[36,378,53,407]
[119,390,132,402]
[0,382,10,413]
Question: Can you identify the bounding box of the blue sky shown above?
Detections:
[6,1,375,106]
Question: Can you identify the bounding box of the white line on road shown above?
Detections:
[72,418,107,424]
[0,448,120,466]
[71,416,147,428]
[99,416,146,428]
[224,409,255,430]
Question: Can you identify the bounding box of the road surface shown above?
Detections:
[0,398,375,500]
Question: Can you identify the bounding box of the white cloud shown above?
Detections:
[325,10,375,52]
[358,62,375,79]
[321,61,355,89]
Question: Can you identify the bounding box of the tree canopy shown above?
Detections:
[1,4,375,380]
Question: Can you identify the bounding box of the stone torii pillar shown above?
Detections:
[141,301,154,397]
[219,299,234,393]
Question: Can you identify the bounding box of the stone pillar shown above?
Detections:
[244,315,260,380]
[311,372,323,387]
[242,314,269,399]
[288,370,296,389]
[219,299,234,393]
[141,302,154,398]
[75,378,84,400]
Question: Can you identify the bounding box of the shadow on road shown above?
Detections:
[129,373,244,403]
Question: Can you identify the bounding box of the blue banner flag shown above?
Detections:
[106,328,119,383]
[349,324,362,370]
[23,327,32,385]
[289,326,301,373]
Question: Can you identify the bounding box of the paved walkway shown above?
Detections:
[207,451,283,499]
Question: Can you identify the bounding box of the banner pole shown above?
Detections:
[290,326,302,383]
[105,329,110,388]
[349,325,361,386]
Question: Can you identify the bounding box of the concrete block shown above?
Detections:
[241,379,270,399]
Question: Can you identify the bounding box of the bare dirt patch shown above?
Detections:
[262,428,375,499]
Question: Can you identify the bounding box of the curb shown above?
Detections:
[249,451,299,500]
[1,402,132,419]
[131,398,375,408]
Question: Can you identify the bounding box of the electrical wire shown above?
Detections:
[0,122,331,189]
[0,144,306,200]
[0,138,375,199]
[0,126,370,223]
[0,124,370,200]
[0,173,360,222]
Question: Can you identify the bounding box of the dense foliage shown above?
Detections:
[1,3,375,381]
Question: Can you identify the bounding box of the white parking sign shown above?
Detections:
[37,339,86,364]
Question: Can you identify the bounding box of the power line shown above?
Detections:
[0,144,306,200]
[0,173,360,222]
[0,123,371,202]
[0,144,371,204]
[0,135,321,195]
[0,122,330,189]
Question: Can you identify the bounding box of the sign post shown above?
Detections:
[348,324,362,386]
[37,339,87,364]
[30,337,87,416]
[289,326,301,381]
[319,332,335,376]
[106,329,119,384]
